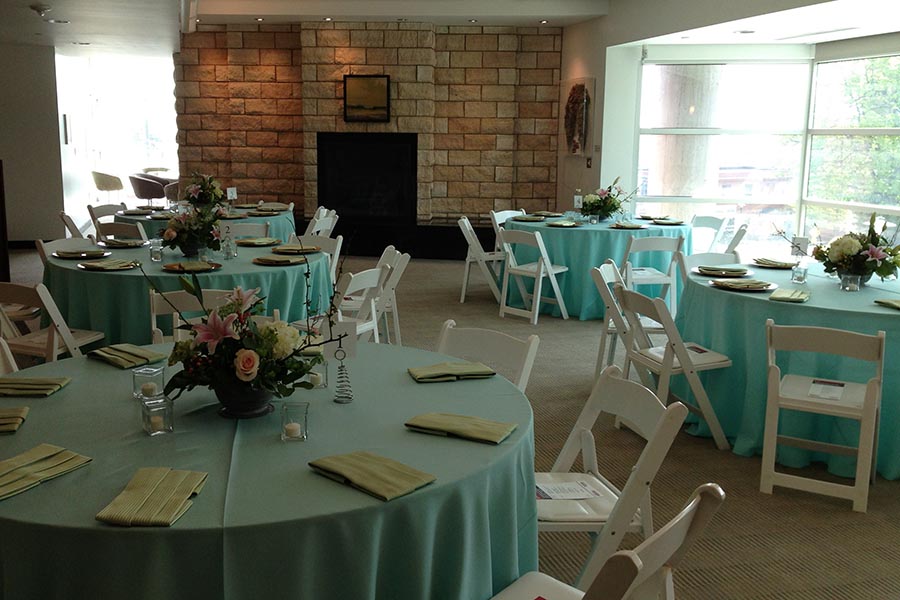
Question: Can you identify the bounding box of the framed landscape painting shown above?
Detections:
[344,75,391,123]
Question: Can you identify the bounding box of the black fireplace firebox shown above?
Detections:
[317,132,417,225]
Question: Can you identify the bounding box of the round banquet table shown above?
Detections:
[0,343,537,600]
[675,262,900,479]
[115,207,297,243]
[42,239,331,346]
[504,218,692,320]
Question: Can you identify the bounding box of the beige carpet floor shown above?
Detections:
[13,249,900,599]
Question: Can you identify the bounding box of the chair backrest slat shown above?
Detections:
[437,319,539,392]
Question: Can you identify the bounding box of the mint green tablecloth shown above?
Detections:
[42,239,331,345]
[674,263,900,479]
[115,207,297,243]
[0,343,537,600]
[504,219,692,320]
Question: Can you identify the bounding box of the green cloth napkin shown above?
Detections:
[253,255,307,266]
[272,244,321,255]
[698,265,748,274]
[164,261,216,272]
[874,299,900,311]
[88,344,167,369]
[546,220,581,227]
[0,377,71,397]
[100,239,145,248]
[79,258,139,271]
[611,222,644,229]
[309,451,436,502]
[55,249,108,259]
[753,257,797,269]
[770,288,810,303]
[0,407,29,433]
[0,443,92,502]
[512,215,545,222]
[408,361,496,383]
[710,279,772,291]
[235,237,282,247]
[405,412,518,445]
[96,467,208,527]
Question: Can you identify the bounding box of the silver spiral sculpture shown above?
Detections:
[333,347,353,404]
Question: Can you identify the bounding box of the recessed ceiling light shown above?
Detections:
[255,17,264,22]
[468,19,478,23]
[734,30,755,34]
[72,41,90,45]
[44,18,69,24]
[195,18,201,23]
[540,20,548,24]
[323,17,332,21]
[397,18,407,22]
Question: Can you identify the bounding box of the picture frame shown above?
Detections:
[343,75,391,123]
[560,77,594,156]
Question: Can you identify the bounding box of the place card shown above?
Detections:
[809,379,844,401]
[535,481,602,500]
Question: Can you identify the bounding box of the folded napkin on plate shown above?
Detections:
[874,299,900,310]
[408,361,496,383]
[96,467,207,527]
[55,249,108,259]
[309,451,435,501]
[0,407,29,433]
[79,258,138,271]
[512,215,545,222]
[248,210,284,216]
[770,288,810,303]
[0,377,71,397]
[232,203,260,209]
[640,214,667,220]
[165,261,215,272]
[753,258,797,269]
[88,344,167,369]
[405,412,518,445]
[253,255,307,266]
[611,222,644,229]
[653,218,684,225]
[547,220,581,228]
[699,265,747,274]
[123,209,153,215]
[149,212,175,220]
[0,443,92,502]
[235,237,282,247]
[101,239,145,248]
[710,279,772,290]
[272,244,320,254]
[533,211,564,217]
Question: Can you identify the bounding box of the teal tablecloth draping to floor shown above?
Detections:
[674,263,900,480]
[503,218,692,320]
[42,238,331,345]
[0,343,537,600]
[115,207,297,243]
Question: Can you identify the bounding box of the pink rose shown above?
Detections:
[234,349,260,382]
[163,228,177,241]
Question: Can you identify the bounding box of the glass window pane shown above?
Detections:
[807,135,900,205]
[804,205,900,249]
[638,134,802,201]
[640,63,809,130]
[812,56,900,129]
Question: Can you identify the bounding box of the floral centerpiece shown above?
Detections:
[164,281,324,418]
[812,212,900,282]
[581,177,636,220]
[161,173,225,257]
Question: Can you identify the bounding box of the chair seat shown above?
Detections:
[638,343,731,371]
[7,328,105,357]
[470,250,506,263]
[778,374,867,419]
[630,266,670,284]
[509,262,569,277]
[535,472,641,529]
[490,571,583,600]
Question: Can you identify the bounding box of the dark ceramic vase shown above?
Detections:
[213,383,274,419]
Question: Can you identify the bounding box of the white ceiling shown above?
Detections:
[1,0,898,57]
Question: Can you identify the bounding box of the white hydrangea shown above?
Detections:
[828,234,862,262]
[261,321,301,359]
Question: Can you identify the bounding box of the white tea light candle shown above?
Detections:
[308,372,322,387]
[284,422,302,438]
[141,382,158,397]
[150,415,165,431]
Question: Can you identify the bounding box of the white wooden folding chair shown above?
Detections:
[590,261,664,379]
[437,319,539,393]
[724,223,748,256]
[622,235,683,317]
[330,265,390,342]
[674,250,741,285]
[615,284,732,451]
[226,221,270,239]
[304,208,339,237]
[0,338,18,374]
[0,282,104,362]
[761,319,884,512]
[499,228,569,324]
[288,233,344,285]
[59,211,85,239]
[493,483,725,600]
[458,216,505,304]
[97,221,148,242]
[87,202,126,233]
[536,365,689,589]
[490,208,526,252]
[149,288,235,343]
[690,215,727,253]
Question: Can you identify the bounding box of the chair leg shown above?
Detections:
[853,412,877,512]
[460,260,472,303]
[547,271,569,320]
[760,398,780,494]
[530,274,544,325]
[684,369,730,451]
[513,274,531,313]
[594,327,610,380]
[499,268,511,318]
[390,303,402,346]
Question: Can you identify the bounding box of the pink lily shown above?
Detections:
[597,188,609,199]
[227,286,261,313]
[192,310,239,354]
[186,184,201,198]
[863,244,888,266]
[211,226,221,241]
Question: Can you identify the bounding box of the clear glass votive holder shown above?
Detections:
[840,274,861,292]
[588,215,599,225]
[791,265,808,284]
[281,401,309,442]
[141,395,174,436]
[307,361,328,389]
[133,365,165,400]
[149,239,164,262]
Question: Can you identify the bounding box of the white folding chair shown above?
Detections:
[0,338,18,374]
[149,288,235,344]
[674,250,741,285]
[288,233,344,284]
[0,283,104,362]
[536,365,689,589]
[761,319,884,512]
[615,284,731,450]
[87,202,126,233]
[458,216,505,303]
[490,209,526,252]
[371,250,410,345]
[226,221,270,239]
[724,223,748,256]
[590,261,664,379]
[437,319,539,393]
[499,228,569,324]
[330,265,390,342]
[622,235,683,317]
[690,215,727,253]
[59,211,85,239]
[493,483,725,600]
[305,208,339,237]
[97,221,148,242]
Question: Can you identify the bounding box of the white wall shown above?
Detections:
[0,43,64,242]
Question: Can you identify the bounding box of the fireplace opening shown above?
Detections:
[317,132,417,224]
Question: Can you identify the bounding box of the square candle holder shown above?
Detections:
[133,365,166,400]
[281,402,309,442]
[307,361,328,389]
[141,395,174,436]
